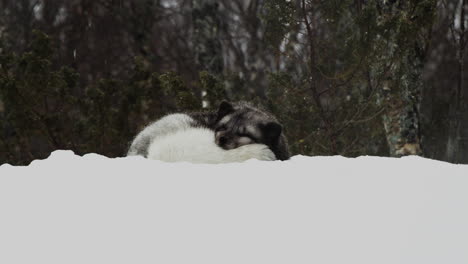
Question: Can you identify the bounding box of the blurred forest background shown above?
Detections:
[0,0,467,165]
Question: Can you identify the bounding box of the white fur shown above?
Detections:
[127,114,194,156]
[147,127,276,163]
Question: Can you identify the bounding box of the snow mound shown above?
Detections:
[1,150,467,264]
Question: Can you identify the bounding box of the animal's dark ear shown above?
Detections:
[217,101,234,119]
[262,122,282,142]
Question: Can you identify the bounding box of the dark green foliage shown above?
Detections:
[1,31,80,164]
[0,32,201,165]
[262,0,296,48]
[199,71,227,108]
[160,72,201,111]
[265,72,388,157]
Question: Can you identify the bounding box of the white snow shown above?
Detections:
[1,151,468,264]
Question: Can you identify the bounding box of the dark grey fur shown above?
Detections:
[193,101,290,160]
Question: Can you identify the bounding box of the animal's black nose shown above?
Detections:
[219,136,227,145]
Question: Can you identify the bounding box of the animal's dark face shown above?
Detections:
[214,101,282,150]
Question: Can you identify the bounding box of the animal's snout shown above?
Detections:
[215,131,236,149]
[219,135,227,145]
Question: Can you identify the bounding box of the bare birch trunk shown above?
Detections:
[192,0,224,108]
[446,0,467,163]
[192,0,223,75]
[370,1,436,157]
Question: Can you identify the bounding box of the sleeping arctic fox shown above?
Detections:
[127,112,276,163]
[127,101,289,163]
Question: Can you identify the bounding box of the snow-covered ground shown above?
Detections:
[1,151,467,264]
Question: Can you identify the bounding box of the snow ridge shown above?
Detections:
[1,151,467,264]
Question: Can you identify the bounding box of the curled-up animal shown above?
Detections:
[127,101,290,163]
